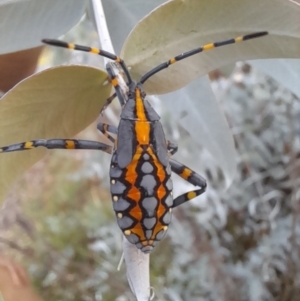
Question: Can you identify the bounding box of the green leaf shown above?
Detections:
[0,0,87,54]
[121,0,300,94]
[0,65,111,202]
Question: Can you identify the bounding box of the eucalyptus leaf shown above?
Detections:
[0,65,111,201]
[121,0,300,94]
[0,0,87,54]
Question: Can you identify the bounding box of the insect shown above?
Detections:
[0,31,268,253]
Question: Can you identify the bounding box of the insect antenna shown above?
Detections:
[42,39,133,84]
[138,31,268,84]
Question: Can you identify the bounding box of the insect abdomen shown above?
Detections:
[110,143,173,253]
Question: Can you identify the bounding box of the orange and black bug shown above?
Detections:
[0,31,268,253]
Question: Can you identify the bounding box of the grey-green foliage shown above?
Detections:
[158,64,300,301]
[222,66,300,301]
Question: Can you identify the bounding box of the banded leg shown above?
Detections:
[0,139,112,154]
[97,123,117,143]
[170,158,206,208]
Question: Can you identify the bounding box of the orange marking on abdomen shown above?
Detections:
[156,163,166,182]
[146,146,170,240]
[157,184,166,201]
[152,221,165,237]
[131,225,146,241]
[129,206,143,221]
[125,151,141,185]
[148,149,166,182]
[127,186,141,202]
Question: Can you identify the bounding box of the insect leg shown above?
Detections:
[97,123,117,143]
[0,139,112,154]
[106,63,128,107]
[139,31,268,84]
[170,158,207,208]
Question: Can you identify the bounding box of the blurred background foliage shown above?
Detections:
[1,14,300,301]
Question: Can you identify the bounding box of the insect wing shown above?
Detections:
[117,119,137,168]
[151,121,168,166]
